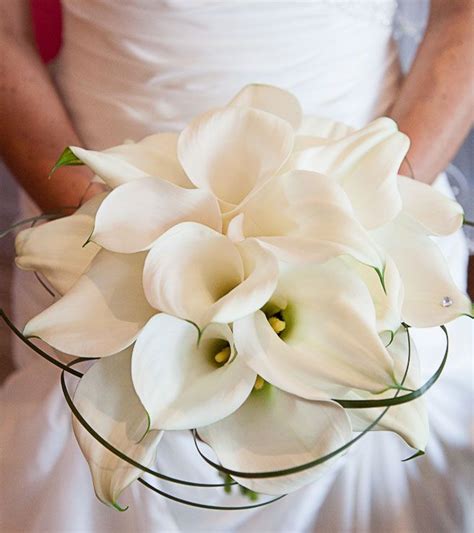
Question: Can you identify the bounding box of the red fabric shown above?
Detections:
[30,0,62,63]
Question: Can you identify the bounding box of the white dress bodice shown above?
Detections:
[56,0,401,147]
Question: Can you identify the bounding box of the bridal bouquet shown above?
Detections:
[14,84,472,510]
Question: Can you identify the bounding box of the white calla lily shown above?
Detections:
[91,176,222,253]
[228,83,302,129]
[198,385,352,495]
[286,117,409,230]
[177,106,294,207]
[73,349,163,510]
[397,175,464,236]
[70,133,192,189]
[372,214,472,327]
[132,314,256,430]
[15,193,106,294]
[223,169,383,269]
[24,250,155,357]
[16,84,472,510]
[234,259,396,398]
[143,222,279,328]
[345,326,429,451]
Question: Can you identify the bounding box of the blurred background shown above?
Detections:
[1,0,473,382]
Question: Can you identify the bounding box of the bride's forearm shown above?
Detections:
[0,1,100,213]
[390,0,473,184]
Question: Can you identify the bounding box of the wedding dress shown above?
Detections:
[1,1,472,531]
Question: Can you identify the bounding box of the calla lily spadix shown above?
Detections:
[234,258,397,399]
[132,314,256,430]
[13,82,472,509]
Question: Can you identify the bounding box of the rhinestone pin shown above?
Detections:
[441,296,453,308]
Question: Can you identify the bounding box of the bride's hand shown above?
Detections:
[0,0,105,214]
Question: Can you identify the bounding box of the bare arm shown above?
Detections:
[0,0,102,213]
[390,0,474,184]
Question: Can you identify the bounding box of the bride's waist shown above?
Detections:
[55,24,400,99]
[53,51,401,147]
[54,5,402,141]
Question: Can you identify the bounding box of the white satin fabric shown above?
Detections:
[1,1,473,532]
[55,0,401,148]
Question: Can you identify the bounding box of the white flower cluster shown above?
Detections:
[16,85,471,509]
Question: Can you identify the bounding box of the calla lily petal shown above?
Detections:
[70,133,191,189]
[91,177,222,253]
[234,259,395,397]
[132,314,256,430]
[143,223,278,327]
[228,83,302,129]
[372,215,472,327]
[343,255,403,335]
[208,238,279,324]
[177,107,294,205]
[288,117,409,230]
[15,194,106,294]
[346,327,429,451]
[198,386,352,495]
[73,349,163,509]
[224,170,383,269]
[143,223,244,325]
[297,116,354,139]
[397,175,464,236]
[24,250,155,356]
